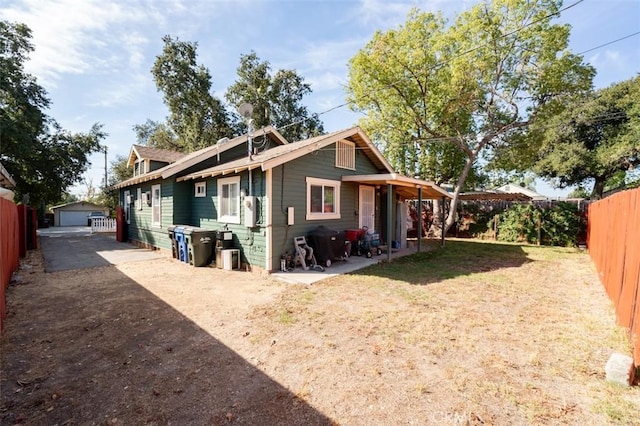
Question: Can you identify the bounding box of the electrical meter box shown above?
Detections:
[244,196,256,227]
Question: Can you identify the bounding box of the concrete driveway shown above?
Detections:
[38,226,164,272]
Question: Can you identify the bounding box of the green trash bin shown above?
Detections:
[184,227,216,267]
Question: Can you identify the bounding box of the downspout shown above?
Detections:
[387,184,393,263]
[417,186,422,253]
[247,120,253,196]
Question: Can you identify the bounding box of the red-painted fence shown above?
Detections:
[587,188,640,366]
[1,198,20,334]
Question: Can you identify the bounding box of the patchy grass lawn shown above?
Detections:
[247,240,640,425]
[2,239,638,425]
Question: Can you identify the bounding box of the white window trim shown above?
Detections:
[137,187,142,210]
[151,184,161,228]
[195,181,206,198]
[306,177,341,220]
[335,139,356,170]
[218,176,241,224]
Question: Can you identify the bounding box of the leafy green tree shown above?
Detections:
[132,119,179,151]
[226,51,324,142]
[347,1,594,234]
[96,154,130,213]
[1,21,105,207]
[515,76,640,199]
[152,35,235,152]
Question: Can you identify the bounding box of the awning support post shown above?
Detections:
[387,184,393,262]
[441,196,446,247]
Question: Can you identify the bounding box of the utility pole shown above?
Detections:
[104,146,108,188]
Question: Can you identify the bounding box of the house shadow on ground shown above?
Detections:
[348,239,532,286]
[0,263,333,425]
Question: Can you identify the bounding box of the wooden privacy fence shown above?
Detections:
[0,198,20,334]
[587,188,640,366]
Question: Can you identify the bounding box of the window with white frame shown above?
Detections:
[124,190,131,224]
[151,184,161,227]
[335,139,355,170]
[195,181,206,198]
[217,176,240,224]
[306,177,340,220]
[137,187,142,210]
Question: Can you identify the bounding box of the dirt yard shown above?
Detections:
[1,240,638,425]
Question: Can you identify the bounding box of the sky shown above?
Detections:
[2,0,639,198]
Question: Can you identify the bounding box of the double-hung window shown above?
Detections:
[218,177,240,224]
[306,177,340,220]
[124,190,131,224]
[151,184,161,227]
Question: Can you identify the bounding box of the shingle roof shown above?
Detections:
[114,126,287,189]
[127,145,185,167]
[178,127,393,181]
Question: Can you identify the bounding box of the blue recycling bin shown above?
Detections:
[173,226,188,263]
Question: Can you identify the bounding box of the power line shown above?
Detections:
[578,31,640,55]
[280,0,586,133]
[282,3,639,137]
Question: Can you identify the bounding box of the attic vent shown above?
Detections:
[335,140,355,170]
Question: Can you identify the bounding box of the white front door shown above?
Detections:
[359,185,375,230]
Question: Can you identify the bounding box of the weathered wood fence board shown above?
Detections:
[588,188,640,365]
[0,198,20,334]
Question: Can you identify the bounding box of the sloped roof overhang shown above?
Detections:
[114,126,288,189]
[342,174,452,199]
[0,162,16,188]
[178,127,393,182]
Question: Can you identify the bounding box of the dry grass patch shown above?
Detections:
[247,240,639,425]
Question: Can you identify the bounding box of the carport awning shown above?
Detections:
[342,174,451,199]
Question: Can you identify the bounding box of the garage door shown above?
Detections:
[60,211,89,226]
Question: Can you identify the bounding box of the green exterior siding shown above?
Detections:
[123,179,174,251]
[120,139,390,273]
[149,160,167,172]
[188,170,268,270]
[268,142,385,271]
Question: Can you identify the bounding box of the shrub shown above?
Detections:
[541,202,585,247]
[496,202,585,247]
[497,204,541,244]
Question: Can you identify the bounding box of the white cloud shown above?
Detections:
[1,0,151,87]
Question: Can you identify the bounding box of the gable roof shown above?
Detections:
[50,201,107,211]
[127,145,185,167]
[178,127,393,182]
[494,183,548,200]
[114,126,287,189]
[0,162,16,188]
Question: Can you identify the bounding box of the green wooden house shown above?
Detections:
[113,126,288,254]
[174,126,450,273]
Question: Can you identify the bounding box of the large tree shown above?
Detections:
[504,76,639,199]
[0,21,105,207]
[347,0,594,233]
[152,35,235,152]
[226,51,324,142]
[132,119,179,151]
